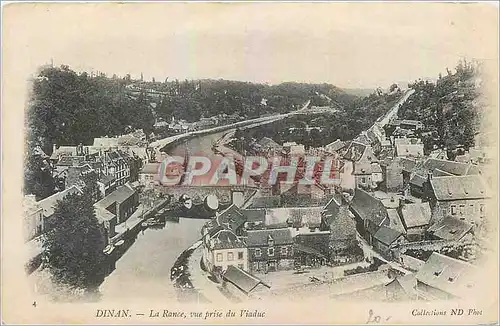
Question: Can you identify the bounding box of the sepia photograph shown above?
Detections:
[1,2,499,324]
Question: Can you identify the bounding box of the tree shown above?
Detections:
[24,149,55,200]
[43,192,107,292]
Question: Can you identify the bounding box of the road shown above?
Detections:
[149,100,311,152]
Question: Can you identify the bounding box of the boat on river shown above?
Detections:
[142,218,166,227]
[103,245,115,255]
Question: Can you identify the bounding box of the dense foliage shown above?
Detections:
[230,90,403,151]
[42,190,107,292]
[398,59,481,153]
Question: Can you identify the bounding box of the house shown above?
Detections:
[415,252,477,300]
[386,208,406,234]
[94,183,138,225]
[241,209,266,230]
[406,158,481,199]
[294,232,331,268]
[101,150,130,186]
[380,158,404,193]
[399,120,424,130]
[246,228,294,273]
[343,141,376,163]
[372,226,406,259]
[215,204,247,236]
[395,143,424,158]
[426,175,490,225]
[283,142,305,156]
[325,139,346,154]
[97,174,117,197]
[204,228,248,273]
[398,202,432,241]
[349,188,389,244]
[93,137,119,148]
[385,274,418,301]
[321,195,361,265]
[221,265,270,297]
[398,255,425,272]
[139,163,161,188]
[426,216,473,242]
[264,207,323,233]
[353,161,383,190]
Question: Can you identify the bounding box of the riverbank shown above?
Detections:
[170,240,210,303]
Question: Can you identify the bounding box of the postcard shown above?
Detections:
[1,2,498,324]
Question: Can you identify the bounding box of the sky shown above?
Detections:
[4,2,499,89]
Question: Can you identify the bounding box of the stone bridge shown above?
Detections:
[153,184,258,207]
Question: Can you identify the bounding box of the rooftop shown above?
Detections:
[246,228,293,247]
[373,226,403,246]
[222,265,270,294]
[430,175,489,201]
[416,252,476,298]
[400,203,432,229]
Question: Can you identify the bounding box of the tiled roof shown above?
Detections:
[427,216,472,241]
[265,207,323,228]
[409,174,426,187]
[94,184,136,209]
[416,252,476,298]
[210,229,246,250]
[430,175,489,201]
[222,265,270,294]
[399,157,418,172]
[325,139,346,153]
[350,188,388,228]
[56,156,85,167]
[343,141,368,162]
[246,228,293,247]
[400,203,431,229]
[386,273,417,297]
[216,204,246,231]
[373,226,403,246]
[421,158,473,176]
[386,209,406,234]
[241,209,266,223]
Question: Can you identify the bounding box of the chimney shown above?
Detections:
[427,171,433,182]
[53,144,57,154]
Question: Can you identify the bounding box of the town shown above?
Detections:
[23,59,493,304]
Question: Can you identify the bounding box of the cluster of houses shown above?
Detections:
[199,189,363,292]
[23,131,155,271]
[153,114,242,135]
[205,108,491,300]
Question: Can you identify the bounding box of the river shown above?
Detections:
[99,131,228,302]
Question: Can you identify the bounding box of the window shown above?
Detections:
[281,246,287,256]
[450,205,457,215]
[459,205,465,215]
[255,248,261,257]
[361,177,366,184]
[268,247,275,256]
[227,252,234,261]
[480,204,485,215]
[216,253,223,262]
[238,251,244,260]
